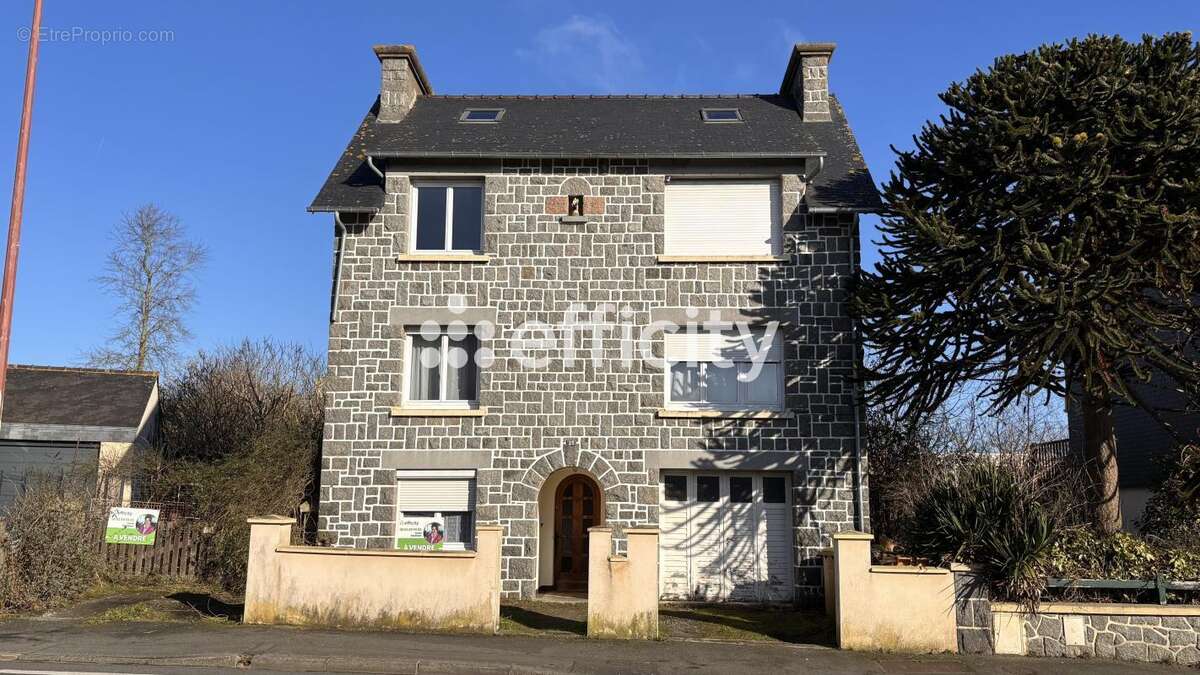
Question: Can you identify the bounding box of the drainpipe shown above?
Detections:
[330,212,347,324]
[805,155,824,184]
[365,155,384,179]
[850,370,867,532]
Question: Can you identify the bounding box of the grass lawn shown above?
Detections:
[58,576,243,625]
[501,600,833,644]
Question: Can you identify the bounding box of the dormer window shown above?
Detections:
[459,109,505,123]
[701,108,742,123]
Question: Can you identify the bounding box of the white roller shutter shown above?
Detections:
[664,180,782,257]
[663,328,782,363]
[396,470,476,512]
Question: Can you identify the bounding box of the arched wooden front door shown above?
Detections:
[553,474,603,591]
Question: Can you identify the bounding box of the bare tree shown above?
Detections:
[88,205,205,372]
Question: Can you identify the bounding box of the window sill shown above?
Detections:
[656,408,792,420]
[390,407,490,418]
[396,254,491,263]
[656,255,790,264]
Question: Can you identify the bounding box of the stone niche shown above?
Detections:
[545,177,604,222]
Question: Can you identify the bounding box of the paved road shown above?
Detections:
[0,618,1185,674]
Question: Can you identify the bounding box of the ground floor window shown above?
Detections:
[395,470,476,552]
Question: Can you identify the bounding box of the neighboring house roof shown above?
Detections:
[1067,378,1200,489]
[2,365,158,429]
[309,94,878,214]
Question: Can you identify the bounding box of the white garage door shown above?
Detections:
[659,472,793,603]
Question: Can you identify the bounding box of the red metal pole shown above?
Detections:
[0,0,45,423]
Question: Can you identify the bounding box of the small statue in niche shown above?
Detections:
[568,194,584,217]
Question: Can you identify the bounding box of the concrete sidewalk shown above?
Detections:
[0,618,1183,674]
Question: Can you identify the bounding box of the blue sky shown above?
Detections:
[0,1,1195,368]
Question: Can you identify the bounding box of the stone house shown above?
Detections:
[309,42,878,604]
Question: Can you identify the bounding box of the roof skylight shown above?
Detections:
[701,108,742,123]
[460,108,505,123]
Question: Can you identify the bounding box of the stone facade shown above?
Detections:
[959,591,1200,666]
[1023,611,1200,665]
[319,158,866,600]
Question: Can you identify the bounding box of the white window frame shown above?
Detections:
[396,470,477,552]
[663,330,784,412]
[402,330,480,409]
[700,108,743,123]
[409,180,485,254]
[458,108,505,123]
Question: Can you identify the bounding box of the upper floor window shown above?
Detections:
[664,180,781,257]
[701,108,742,123]
[411,181,484,253]
[406,329,481,407]
[664,328,783,411]
[459,108,505,123]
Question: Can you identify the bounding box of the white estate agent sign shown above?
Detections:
[105,506,160,545]
[395,515,445,551]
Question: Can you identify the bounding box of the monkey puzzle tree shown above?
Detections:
[856,33,1200,533]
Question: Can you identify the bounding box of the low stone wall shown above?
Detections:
[587,527,659,640]
[992,602,1200,666]
[830,532,958,653]
[244,516,502,633]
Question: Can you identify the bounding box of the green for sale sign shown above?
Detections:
[395,516,444,552]
[105,507,160,545]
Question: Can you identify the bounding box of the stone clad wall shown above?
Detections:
[1023,611,1200,665]
[953,569,993,655]
[984,602,1200,666]
[319,158,864,599]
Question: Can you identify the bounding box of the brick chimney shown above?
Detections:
[780,43,835,122]
[373,44,433,123]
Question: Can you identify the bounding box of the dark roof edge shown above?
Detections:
[307,205,380,214]
[779,42,837,95]
[8,363,158,378]
[425,93,780,100]
[370,151,827,160]
[806,205,880,214]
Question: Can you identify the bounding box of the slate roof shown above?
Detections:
[2,365,157,429]
[310,93,878,213]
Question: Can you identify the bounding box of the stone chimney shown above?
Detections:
[780,43,835,122]
[373,44,433,123]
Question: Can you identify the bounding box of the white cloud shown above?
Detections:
[517,15,645,93]
[776,20,808,53]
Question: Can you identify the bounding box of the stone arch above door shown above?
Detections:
[519,447,620,495]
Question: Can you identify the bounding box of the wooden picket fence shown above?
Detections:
[93,517,210,578]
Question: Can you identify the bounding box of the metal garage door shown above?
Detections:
[0,440,99,511]
[659,472,793,602]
